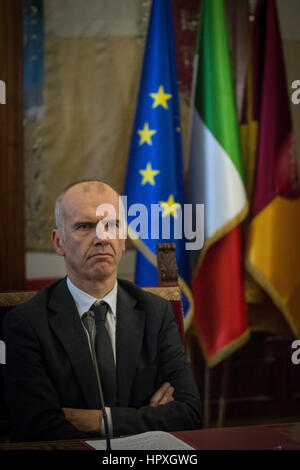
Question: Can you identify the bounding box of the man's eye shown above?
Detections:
[77,223,92,230]
[105,220,119,230]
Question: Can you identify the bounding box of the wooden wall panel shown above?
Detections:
[0,0,25,291]
[187,330,300,427]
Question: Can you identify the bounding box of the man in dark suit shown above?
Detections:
[4,180,201,442]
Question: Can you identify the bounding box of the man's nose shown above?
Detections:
[93,236,109,245]
[94,223,110,243]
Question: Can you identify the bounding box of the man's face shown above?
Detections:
[52,183,126,286]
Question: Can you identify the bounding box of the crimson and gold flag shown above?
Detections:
[244,0,300,337]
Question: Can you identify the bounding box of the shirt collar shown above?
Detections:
[66,276,118,318]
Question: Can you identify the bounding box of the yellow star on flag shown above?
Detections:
[137,122,157,146]
[139,163,160,186]
[159,195,181,218]
[149,85,172,109]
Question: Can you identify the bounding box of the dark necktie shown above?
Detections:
[91,301,117,407]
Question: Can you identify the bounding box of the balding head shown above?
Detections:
[55,180,119,235]
[52,179,126,295]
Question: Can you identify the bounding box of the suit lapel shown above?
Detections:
[116,283,145,406]
[48,279,100,409]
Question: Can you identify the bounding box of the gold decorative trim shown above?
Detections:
[0,291,36,307]
[188,323,251,368]
[127,226,157,266]
[178,276,194,332]
[246,258,300,338]
[192,203,249,277]
[142,286,182,301]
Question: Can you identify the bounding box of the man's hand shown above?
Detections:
[62,408,102,434]
[149,382,175,407]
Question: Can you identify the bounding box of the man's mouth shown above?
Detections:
[89,253,113,259]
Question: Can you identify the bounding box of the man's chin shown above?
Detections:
[90,264,116,281]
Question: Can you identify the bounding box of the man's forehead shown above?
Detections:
[62,183,120,216]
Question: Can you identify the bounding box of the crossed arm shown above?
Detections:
[4,300,201,441]
[62,382,175,434]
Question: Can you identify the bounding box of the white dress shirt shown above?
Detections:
[66,276,117,436]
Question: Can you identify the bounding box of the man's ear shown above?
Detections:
[52,229,65,257]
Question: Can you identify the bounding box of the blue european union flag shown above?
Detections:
[123,0,192,320]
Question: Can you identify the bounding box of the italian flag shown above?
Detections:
[187,0,249,367]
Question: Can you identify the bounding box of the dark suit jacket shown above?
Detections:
[3,278,202,442]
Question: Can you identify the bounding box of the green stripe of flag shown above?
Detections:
[194,0,245,182]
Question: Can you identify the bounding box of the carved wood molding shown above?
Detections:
[0,291,36,308]
[142,286,182,302]
[156,243,179,286]
[0,287,183,309]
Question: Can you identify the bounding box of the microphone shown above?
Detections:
[81,310,111,451]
